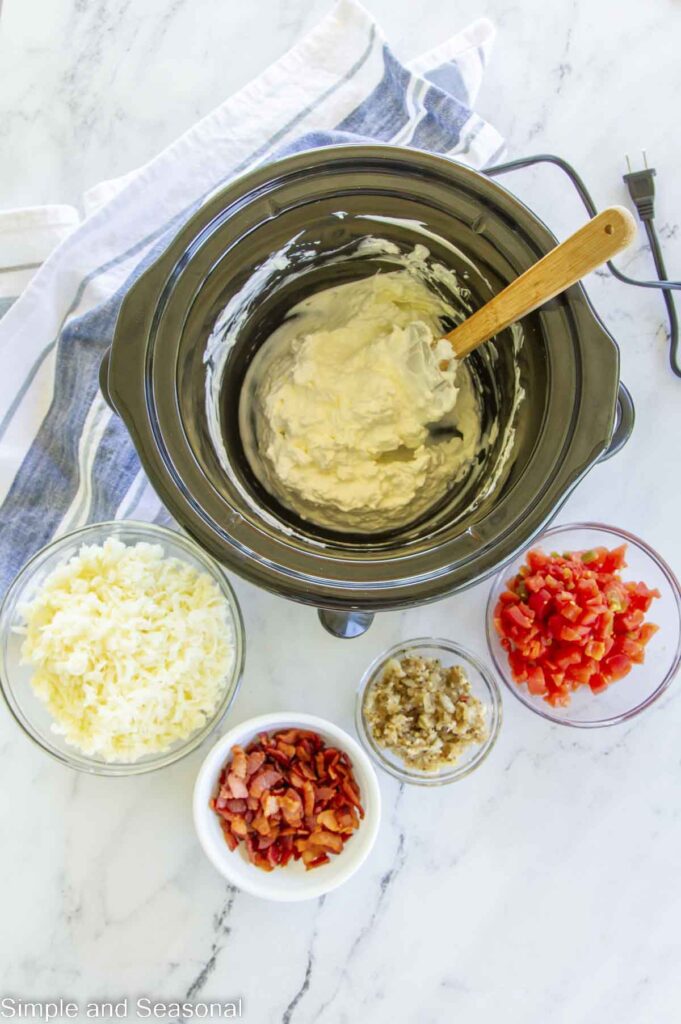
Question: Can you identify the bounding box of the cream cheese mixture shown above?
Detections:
[239,269,483,532]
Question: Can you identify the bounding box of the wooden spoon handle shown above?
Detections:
[444,206,637,359]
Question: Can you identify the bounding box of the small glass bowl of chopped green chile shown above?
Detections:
[486,523,681,728]
[355,638,502,786]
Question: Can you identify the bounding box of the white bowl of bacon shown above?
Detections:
[193,712,382,901]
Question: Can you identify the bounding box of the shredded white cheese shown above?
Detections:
[18,538,235,762]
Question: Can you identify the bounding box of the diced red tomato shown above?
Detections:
[564,604,582,623]
[625,581,661,613]
[559,623,588,642]
[585,639,606,661]
[527,550,549,572]
[577,577,600,600]
[524,573,544,594]
[508,650,528,682]
[503,603,534,630]
[619,608,645,631]
[601,545,628,573]
[571,661,596,685]
[596,610,615,639]
[493,543,660,707]
[639,622,660,645]
[601,653,633,681]
[527,665,547,695]
[617,637,645,663]
[589,672,609,694]
[528,588,552,617]
[553,646,582,670]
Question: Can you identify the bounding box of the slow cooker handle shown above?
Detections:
[99,349,115,412]
[599,382,635,462]
[318,609,374,638]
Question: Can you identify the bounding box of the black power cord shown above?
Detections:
[485,152,681,378]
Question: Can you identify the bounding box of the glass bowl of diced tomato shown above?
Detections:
[486,523,681,727]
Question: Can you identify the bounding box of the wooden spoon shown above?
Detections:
[443,206,637,359]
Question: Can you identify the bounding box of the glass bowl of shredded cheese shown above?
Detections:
[0,522,245,775]
[356,638,502,786]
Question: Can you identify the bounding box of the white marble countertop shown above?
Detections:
[1,1,681,1022]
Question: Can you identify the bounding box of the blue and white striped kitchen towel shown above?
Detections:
[0,0,504,592]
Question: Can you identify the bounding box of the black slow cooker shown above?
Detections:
[100,145,633,636]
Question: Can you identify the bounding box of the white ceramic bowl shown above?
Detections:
[193,712,382,901]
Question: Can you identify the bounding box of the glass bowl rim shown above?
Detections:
[0,519,245,775]
[355,636,503,786]
[485,520,681,728]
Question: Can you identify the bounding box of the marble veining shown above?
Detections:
[1,0,681,1022]
[184,886,238,1004]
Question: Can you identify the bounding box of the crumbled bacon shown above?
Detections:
[316,809,342,832]
[262,793,279,818]
[225,772,249,800]
[249,766,283,798]
[231,746,248,779]
[223,798,247,814]
[246,751,266,776]
[210,728,364,872]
